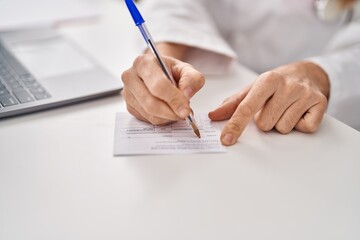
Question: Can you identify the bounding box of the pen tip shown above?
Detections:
[189,120,201,138]
[194,129,201,139]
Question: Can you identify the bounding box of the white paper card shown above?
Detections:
[114,112,227,156]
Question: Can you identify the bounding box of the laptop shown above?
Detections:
[0,28,123,118]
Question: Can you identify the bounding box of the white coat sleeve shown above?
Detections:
[139,0,237,74]
[307,6,360,130]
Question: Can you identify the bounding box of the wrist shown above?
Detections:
[304,61,330,99]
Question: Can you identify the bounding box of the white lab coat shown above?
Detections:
[140,0,360,131]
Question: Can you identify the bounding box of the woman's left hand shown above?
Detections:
[209,61,330,146]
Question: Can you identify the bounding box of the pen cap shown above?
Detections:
[125,0,145,26]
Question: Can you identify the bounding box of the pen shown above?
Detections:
[124,0,201,138]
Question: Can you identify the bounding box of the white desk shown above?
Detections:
[1,1,360,239]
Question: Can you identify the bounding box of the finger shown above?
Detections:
[220,72,280,146]
[123,87,173,126]
[133,54,191,119]
[122,67,181,122]
[295,94,327,133]
[122,87,147,121]
[125,100,147,122]
[208,84,252,121]
[274,99,311,134]
[173,62,205,99]
[254,82,301,132]
[127,102,172,126]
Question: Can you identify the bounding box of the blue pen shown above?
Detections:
[124,0,201,138]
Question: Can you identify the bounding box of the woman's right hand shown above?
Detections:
[121,54,205,125]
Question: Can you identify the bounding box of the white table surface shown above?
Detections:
[1,1,360,239]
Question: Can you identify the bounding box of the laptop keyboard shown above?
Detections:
[0,41,51,108]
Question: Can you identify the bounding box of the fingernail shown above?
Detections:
[222,134,234,146]
[183,87,193,99]
[179,107,189,118]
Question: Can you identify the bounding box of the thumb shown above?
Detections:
[208,84,252,121]
[171,61,205,99]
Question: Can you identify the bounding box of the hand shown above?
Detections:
[209,61,330,146]
[121,54,205,125]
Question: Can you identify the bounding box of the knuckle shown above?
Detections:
[226,115,244,133]
[121,69,131,84]
[317,93,328,106]
[133,54,156,77]
[238,101,255,118]
[284,81,302,96]
[157,120,174,126]
[226,122,242,134]
[196,72,206,88]
[296,88,312,102]
[259,71,282,85]
[148,80,166,96]
[276,115,297,134]
[303,121,318,133]
[147,115,167,126]
[276,121,293,134]
[299,85,309,96]
[141,98,158,115]
[133,54,149,68]
[304,87,314,97]
[169,95,186,109]
[147,115,158,125]
[255,117,273,132]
